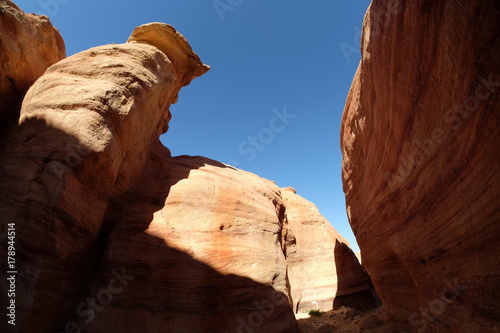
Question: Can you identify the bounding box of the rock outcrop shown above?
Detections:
[73,152,300,333]
[341,0,500,332]
[0,21,210,333]
[282,187,375,313]
[0,0,65,139]
[0,7,372,333]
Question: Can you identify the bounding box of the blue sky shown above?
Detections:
[17,0,370,252]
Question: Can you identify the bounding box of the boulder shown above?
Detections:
[0,0,65,138]
[282,187,375,313]
[341,0,500,332]
[358,313,379,331]
[73,152,300,333]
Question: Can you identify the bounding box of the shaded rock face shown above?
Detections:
[0,0,65,139]
[75,152,299,333]
[341,0,500,332]
[282,187,375,313]
[0,9,371,333]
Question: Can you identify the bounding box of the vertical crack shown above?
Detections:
[275,189,294,309]
[7,76,16,91]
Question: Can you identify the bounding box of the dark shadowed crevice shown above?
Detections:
[333,239,377,311]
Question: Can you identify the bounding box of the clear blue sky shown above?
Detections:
[17,0,371,252]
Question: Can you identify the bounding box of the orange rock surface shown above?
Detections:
[282,187,375,314]
[0,0,65,138]
[0,21,215,333]
[341,0,500,332]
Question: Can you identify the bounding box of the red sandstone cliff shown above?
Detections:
[341,1,500,332]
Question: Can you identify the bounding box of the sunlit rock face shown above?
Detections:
[0,19,209,333]
[341,0,500,332]
[282,187,375,314]
[0,0,65,139]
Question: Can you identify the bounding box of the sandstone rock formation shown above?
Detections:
[0,0,65,139]
[282,187,375,313]
[0,20,214,333]
[73,152,299,333]
[341,0,500,332]
[0,9,372,333]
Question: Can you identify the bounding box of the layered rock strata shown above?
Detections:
[341,0,500,332]
[282,187,375,313]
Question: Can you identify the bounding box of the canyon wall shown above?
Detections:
[282,187,375,313]
[341,0,500,332]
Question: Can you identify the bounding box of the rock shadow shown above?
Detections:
[0,117,298,333]
[71,147,300,333]
[333,239,377,311]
